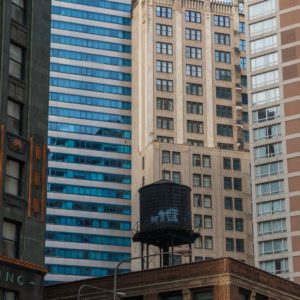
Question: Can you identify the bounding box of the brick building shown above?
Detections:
[44,258,300,299]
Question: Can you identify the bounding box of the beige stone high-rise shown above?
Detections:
[131,0,253,269]
[246,0,300,282]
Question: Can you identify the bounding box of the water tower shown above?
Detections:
[133,180,199,268]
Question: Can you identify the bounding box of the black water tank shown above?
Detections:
[139,180,192,233]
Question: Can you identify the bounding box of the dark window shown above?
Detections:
[240,57,247,69]
[156,79,173,92]
[187,101,203,114]
[9,43,24,79]
[241,75,247,87]
[243,130,249,142]
[193,174,201,187]
[192,154,201,167]
[226,238,234,251]
[214,32,230,45]
[162,151,170,164]
[11,0,25,24]
[156,60,173,73]
[156,6,172,18]
[187,120,203,133]
[156,42,173,55]
[185,28,201,40]
[185,10,201,23]
[239,21,245,33]
[5,159,21,196]
[193,289,213,300]
[224,177,232,189]
[217,124,233,137]
[235,218,244,232]
[224,197,233,210]
[216,68,231,81]
[242,112,248,123]
[162,170,171,180]
[157,98,173,111]
[194,214,202,228]
[156,24,173,36]
[225,217,233,231]
[186,65,202,77]
[218,143,233,150]
[214,15,230,27]
[215,50,231,63]
[172,172,181,184]
[187,139,204,147]
[223,157,231,169]
[234,198,243,211]
[3,220,19,258]
[234,178,242,191]
[233,158,241,171]
[216,87,232,100]
[240,39,246,51]
[7,100,22,135]
[216,105,232,118]
[186,83,203,96]
[255,294,268,300]
[185,46,202,59]
[157,117,173,130]
[242,93,248,105]
[157,136,174,143]
[193,194,202,207]
[236,239,245,252]
[162,294,182,300]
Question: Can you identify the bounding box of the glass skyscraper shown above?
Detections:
[45,0,132,283]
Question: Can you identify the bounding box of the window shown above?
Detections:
[185,28,201,40]
[252,106,280,123]
[254,142,282,160]
[223,157,231,169]
[0,289,18,300]
[5,159,21,196]
[250,35,277,55]
[233,159,241,171]
[202,155,211,168]
[162,151,170,164]
[249,0,276,21]
[187,139,204,147]
[186,83,202,96]
[185,46,202,59]
[215,51,231,63]
[157,136,174,143]
[216,69,231,81]
[224,177,232,189]
[156,60,173,73]
[156,6,172,18]
[234,198,243,211]
[203,195,212,208]
[214,33,230,45]
[203,175,211,188]
[242,93,248,105]
[157,117,174,130]
[260,258,288,274]
[192,154,201,167]
[9,43,23,79]
[218,143,233,150]
[162,294,182,300]
[258,218,286,235]
[7,100,21,135]
[187,101,203,114]
[225,217,233,230]
[194,214,202,228]
[193,289,213,300]
[214,15,230,27]
[204,216,212,229]
[255,161,283,178]
[217,124,233,137]
[240,57,246,69]
[157,98,173,111]
[240,39,246,51]
[172,172,181,184]
[259,238,288,256]
[185,10,201,23]
[250,18,276,37]
[172,152,180,164]
[156,24,173,36]
[156,79,173,92]
[251,52,278,72]
[216,87,232,100]
[256,180,284,197]
[224,197,233,210]
[186,65,202,77]
[253,124,281,141]
[234,178,242,191]
[226,238,234,251]
[236,239,244,252]
[11,0,25,24]
[235,218,244,232]
[241,75,247,87]
[162,170,171,180]
[239,22,245,33]
[187,121,203,133]
[204,236,213,250]
[193,194,202,207]
[252,87,279,106]
[216,105,232,118]
[156,42,173,55]
[193,174,201,187]
[194,237,203,249]
[3,220,18,258]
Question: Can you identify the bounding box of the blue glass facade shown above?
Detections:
[46,0,131,283]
